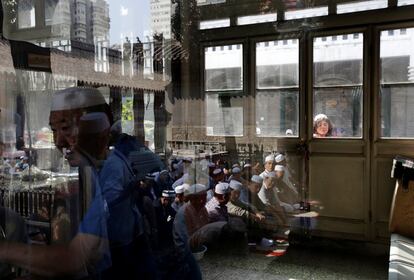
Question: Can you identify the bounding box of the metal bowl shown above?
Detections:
[192,245,207,261]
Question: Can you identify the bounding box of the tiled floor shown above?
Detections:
[199,238,389,280]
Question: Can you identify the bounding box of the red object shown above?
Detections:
[266,249,287,257]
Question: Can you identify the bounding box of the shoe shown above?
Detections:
[260,238,274,247]
[266,248,287,257]
[275,239,289,247]
[255,238,274,251]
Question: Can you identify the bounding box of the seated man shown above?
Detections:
[205,183,231,223]
[258,172,288,224]
[227,180,265,224]
[172,184,186,212]
[274,165,300,213]
[260,154,276,178]
[173,184,209,280]
[244,175,288,245]
[153,190,177,252]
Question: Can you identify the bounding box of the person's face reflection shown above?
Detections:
[316,120,329,137]
[264,161,274,172]
[49,110,81,166]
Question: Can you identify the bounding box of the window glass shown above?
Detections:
[336,0,388,14]
[204,44,243,91]
[284,6,328,20]
[206,94,244,136]
[199,18,230,30]
[256,39,299,137]
[313,33,363,138]
[237,13,277,25]
[18,0,36,29]
[380,28,414,138]
[256,90,299,137]
[398,0,414,6]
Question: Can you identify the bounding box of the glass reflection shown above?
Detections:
[313,33,363,138]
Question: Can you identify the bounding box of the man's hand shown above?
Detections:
[254,213,265,221]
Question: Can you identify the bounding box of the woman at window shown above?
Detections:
[313,114,333,138]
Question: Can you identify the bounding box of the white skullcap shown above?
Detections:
[51,87,107,111]
[229,180,242,191]
[79,112,110,134]
[244,163,252,168]
[232,167,241,174]
[162,190,176,198]
[275,154,285,163]
[251,175,263,184]
[275,165,285,172]
[175,184,186,194]
[215,183,230,194]
[263,171,276,178]
[184,184,207,196]
[264,154,275,163]
[314,114,329,123]
[213,168,223,175]
[232,163,240,168]
[286,129,293,135]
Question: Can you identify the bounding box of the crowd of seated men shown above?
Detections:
[0,87,317,280]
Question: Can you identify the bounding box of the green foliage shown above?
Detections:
[122,98,133,121]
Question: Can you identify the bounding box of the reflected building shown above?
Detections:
[150,0,172,39]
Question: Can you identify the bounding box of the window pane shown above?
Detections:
[256,90,299,137]
[256,39,299,137]
[205,44,243,91]
[314,87,363,137]
[199,19,230,30]
[18,0,36,29]
[237,13,277,25]
[380,28,414,138]
[337,0,388,14]
[256,40,299,88]
[314,34,363,86]
[313,33,363,138]
[206,94,243,136]
[285,6,328,20]
[398,0,414,6]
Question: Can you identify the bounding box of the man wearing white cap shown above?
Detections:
[205,183,231,223]
[258,172,280,206]
[0,89,116,278]
[275,154,300,195]
[172,184,186,212]
[173,184,209,280]
[153,190,177,252]
[227,180,265,224]
[212,168,225,185]
[274,165,300,213]
[260,154,276,179]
